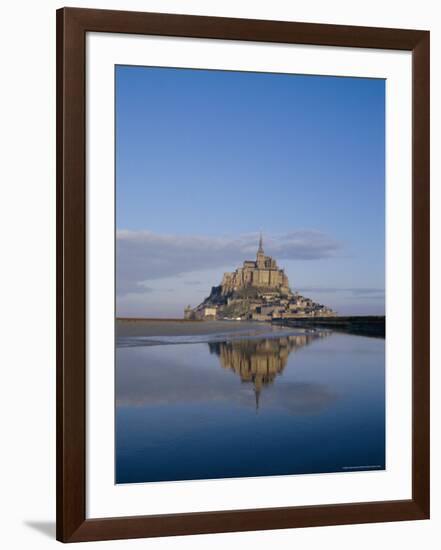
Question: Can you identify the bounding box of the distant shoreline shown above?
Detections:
[117,316,384,323]
[273,316,385,338]
[116,318,274,338]
[117,317,203,323]
[116,316,384,338]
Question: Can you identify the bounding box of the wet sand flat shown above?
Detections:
[116,320,385,482]
[117,319,274,338]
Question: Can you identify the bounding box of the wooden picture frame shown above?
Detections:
[56,7,430,542]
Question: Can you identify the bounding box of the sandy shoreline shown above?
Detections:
[117,319,275,338]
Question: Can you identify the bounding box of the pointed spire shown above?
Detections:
[254,387,261,413]
[257,232,264,255]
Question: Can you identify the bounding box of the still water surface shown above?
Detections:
[116,326,385,484]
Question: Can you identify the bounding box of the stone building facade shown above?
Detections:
[220,235,291,295]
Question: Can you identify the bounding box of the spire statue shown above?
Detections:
[257,232,264,256]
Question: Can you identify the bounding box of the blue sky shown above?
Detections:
[116,65,385,317]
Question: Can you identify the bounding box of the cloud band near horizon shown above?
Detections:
[116,230,343,297]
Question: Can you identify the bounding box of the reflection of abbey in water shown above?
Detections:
[209,333,326,408]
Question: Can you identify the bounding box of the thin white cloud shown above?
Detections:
[298,287,384,298]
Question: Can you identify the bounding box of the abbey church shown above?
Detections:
[185,235,335,321]
[220,234,291,295]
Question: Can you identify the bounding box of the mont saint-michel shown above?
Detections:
[184,235,335,322]
[115,65,386,485]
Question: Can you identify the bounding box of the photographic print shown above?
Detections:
[115,66,386,485]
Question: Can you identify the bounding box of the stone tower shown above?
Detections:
[256,232,265,269]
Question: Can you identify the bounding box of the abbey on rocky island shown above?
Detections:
[220,234,290,295]
[184,235,336,321]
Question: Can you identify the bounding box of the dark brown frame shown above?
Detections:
[56,7,430,543]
